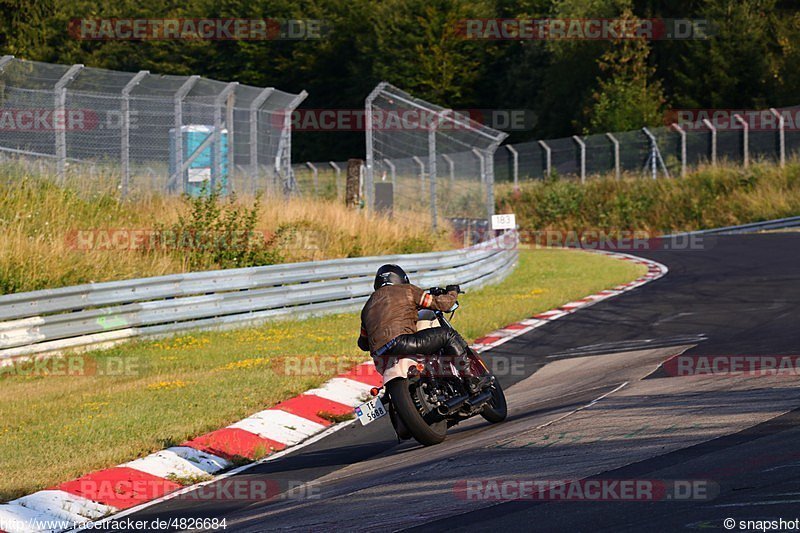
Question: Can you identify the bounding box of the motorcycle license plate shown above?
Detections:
[355,398,387,426]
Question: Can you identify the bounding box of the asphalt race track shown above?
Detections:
[100,233,800,532]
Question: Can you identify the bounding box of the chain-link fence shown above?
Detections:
[0,55,307,197]
[364,82,508,230]
[493,105,800,185]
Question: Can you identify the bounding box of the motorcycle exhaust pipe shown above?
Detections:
[436,389,493,416]
[465,389,493,408]
[436,394,470,416]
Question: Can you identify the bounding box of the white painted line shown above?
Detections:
[536,381,629,430]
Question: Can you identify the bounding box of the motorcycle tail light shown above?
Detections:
[416,363,425,372]
[370,387,380,396]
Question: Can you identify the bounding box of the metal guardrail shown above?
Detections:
[0,232,518,359]
[665,215,800,237]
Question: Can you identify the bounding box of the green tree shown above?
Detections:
[585,9,665,132]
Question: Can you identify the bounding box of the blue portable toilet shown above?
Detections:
[169,125,229,196]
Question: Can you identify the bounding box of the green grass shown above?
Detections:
[0,248,644,501]
[497,160,800,236]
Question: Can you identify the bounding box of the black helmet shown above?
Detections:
[374,264,409,290]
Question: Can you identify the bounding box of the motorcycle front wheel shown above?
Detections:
[386,378,447,446]
[480,378,508,423]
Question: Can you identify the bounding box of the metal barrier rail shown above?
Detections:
[0,232,518,359]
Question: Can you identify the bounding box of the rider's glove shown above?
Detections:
[428,286,448,296]
[446,284,461,294]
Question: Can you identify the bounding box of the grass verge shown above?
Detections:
[497,160,800,236]
[0,248,644,500]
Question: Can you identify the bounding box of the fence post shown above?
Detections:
[441,154,455,183]
[486,145,500,218]
[605,133,620,180]
[276,91,308,197]
[364,83,387,213]
[54,64,84,184]
[329,161,342,197]
[412,155,425,197]
[538,140,551,178]
[506,145,519,190]
[249,87,274,194]
[120,70,148,198]
[702,118,717,166]
[671,123,687,177]
[306,162,318,194]
[213,82,238,194]
[172,75,200,192]
[383,159,396,190]
[472,148,486,184]
[428,125,438,230]
[572,135,586,183]
[770,108,785,167]
[733,114,749,169]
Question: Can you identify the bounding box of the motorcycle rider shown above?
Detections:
[357,264,485,391]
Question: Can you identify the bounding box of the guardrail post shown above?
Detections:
[538,140,551,178]
[249,87,275,194]
[172,75,200,192]
[306,161,318,194]
[770,107,785,168]
[605,133,620,180]
[733,114,749,169]
[702,118,717,166]
[120,70,148,198]
[213,82,238,194]
[506,145,519,190]
[54,64,84,184]
[671,123,687,177]
[572,135,586,183]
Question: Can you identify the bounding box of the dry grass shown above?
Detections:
[0,166,450,294]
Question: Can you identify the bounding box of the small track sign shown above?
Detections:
[491,214,516,230]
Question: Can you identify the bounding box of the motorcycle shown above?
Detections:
[354,288,508,446]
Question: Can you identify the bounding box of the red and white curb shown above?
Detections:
[0,250,667,533]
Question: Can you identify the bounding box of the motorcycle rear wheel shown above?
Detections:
[386,378,447,446]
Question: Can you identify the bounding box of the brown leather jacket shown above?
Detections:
[358,284,458,353]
